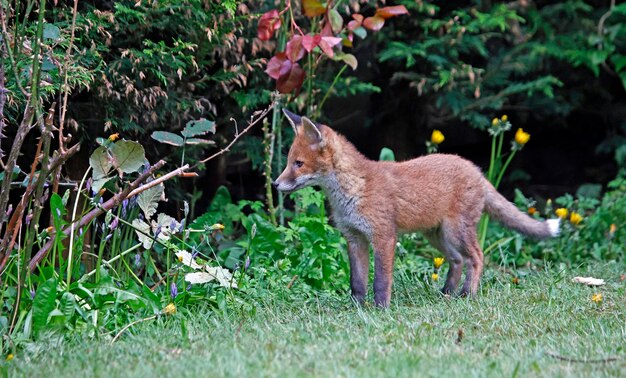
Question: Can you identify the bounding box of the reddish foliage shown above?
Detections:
[302,34,322,52]
[285,35,306,62]
[257,10,282,41]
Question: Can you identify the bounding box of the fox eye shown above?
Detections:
[294,160,304,168]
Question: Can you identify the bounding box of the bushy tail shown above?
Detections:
[483,182,560,239]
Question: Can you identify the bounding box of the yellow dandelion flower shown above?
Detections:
[570,212,583,225]
[433,257,445,269]
[6,354,14,361]
[591,293,602,303]
[609,223,616,236]
[164,303,177,316]
[514,128,530,145]
[431,130,445,145]
[108,133,120,141]
[555,208,568,219]
[501,115,508,122]
[491,118,499,126]
[431,273,439,281]
[209,223,225,231]
[512,277,520,285]
[528,207,537,216]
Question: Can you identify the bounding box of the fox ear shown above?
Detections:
[282,109,301,134]
[301,117,323,146]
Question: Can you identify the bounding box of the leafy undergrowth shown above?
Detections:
[4,262,625,377]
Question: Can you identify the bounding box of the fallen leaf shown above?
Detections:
[572,276,606,286]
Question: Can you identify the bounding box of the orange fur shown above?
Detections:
[274,111,559,307]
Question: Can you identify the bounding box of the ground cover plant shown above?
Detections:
[1,0,625,376]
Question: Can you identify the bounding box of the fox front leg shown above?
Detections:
[372,234,397,308]
[346,233,369,304]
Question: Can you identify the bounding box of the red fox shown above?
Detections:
[274,110,560,307]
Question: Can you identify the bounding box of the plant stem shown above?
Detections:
[67,167,92,288]
[494,150,517,190]
[317,64,347,119]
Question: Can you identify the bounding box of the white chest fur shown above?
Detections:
[321,173,372,239]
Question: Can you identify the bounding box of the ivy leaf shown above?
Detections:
[182,119,216,138]
[109,140,145,174]
[151,131,184,146]
[257,10,281,41]
[363,15,385,31]
[302,34,322,52]
[285,35,306,62]
[318,36,342,58]
[302,0,326,18]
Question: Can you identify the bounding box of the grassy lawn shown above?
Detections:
[6,262,626,377]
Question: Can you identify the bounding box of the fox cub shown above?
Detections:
[274,110,559,307]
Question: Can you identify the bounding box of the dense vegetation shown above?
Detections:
[0,0,624,371]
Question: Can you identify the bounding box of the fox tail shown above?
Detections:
[483,181,559,239]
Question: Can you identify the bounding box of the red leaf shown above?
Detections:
[277,62,305,93]
[265,53,288,79]
[348,13,363,30]
[285,35,306,62]
[363,15,385,31]
[257,10,282,41]
[302,0,326,18]
[318,36,342,58]
[302,34,322,52]
[375,5,409,19]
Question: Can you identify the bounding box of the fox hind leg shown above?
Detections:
[459,229,484,297]
[424,225,464,295]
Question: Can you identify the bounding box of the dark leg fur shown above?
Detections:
[346,233,369,304]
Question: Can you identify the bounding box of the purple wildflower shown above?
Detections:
[134,253,141,267]
[104,233,113,242]
[25,212,33,225]
[170,220,178,233]
[30,289,36,299]
[170,283,178,299]
[121,199,129,217]
[86,177,93,194]
[6,204,12,217]
[154,225,162,238]
[109,216,119,230]
[178,219,186,233]
[245,256,251,270]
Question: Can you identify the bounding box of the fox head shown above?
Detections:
[273,109,330,193]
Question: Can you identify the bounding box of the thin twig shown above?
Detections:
[546,351,619,364]
[192,102,275,168]
[110,315,158,344]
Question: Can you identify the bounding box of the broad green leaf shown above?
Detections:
[328,8,343,33]
[151,131,184,146]
[338,53,358,70]
[43,24,61,41]
[132,219,154,249]
[379,147,395,161]
[32,278,58,337]
[182,119,216,138]
[185,138,215,145]
[137,181,164,219]
[353,26,367,39]
[50,193,67,253]
[89,146,112,180]
[109,140,145,173]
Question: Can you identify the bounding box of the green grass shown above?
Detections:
[5,261,626,377]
